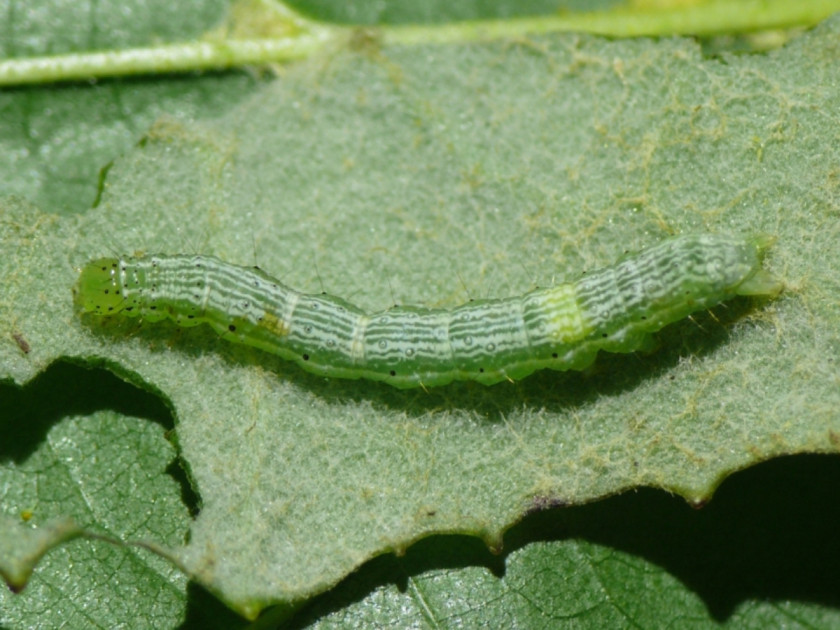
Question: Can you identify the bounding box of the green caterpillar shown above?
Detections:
[73,234,781,388]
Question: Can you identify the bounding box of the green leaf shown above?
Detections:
[0,516,82,592]
[0,68,255,214]
[0,360,202,628]
[3,2,840,627]
[292,456,840,627]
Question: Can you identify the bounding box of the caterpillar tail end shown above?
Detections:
[738,234,783,297]
[750,233,777,255]
[736,269,783,297]
[73,258,124,315]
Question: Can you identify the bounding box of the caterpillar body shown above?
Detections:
[73,234,781,389]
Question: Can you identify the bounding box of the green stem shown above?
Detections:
[381,0,840,45]
[0,33,335,86]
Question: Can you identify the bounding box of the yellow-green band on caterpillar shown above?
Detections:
[73,234,782,388]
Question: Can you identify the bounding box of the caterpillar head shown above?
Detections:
[73,258,126,315]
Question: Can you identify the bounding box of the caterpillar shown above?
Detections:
[73,234,782,389]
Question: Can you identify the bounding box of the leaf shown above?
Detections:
[0,358,210,628]
[291,455,840,627]
[0,516,82,592]
[3,4,840,628]
[0,60,255,213]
